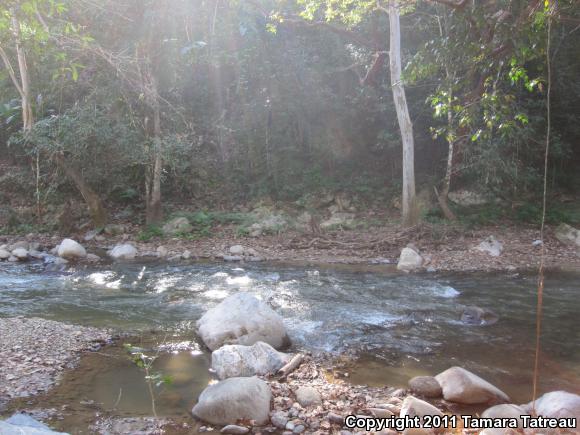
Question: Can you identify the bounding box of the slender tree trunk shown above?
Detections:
[388,0,418,227]
[11,13,33,132]
[54,153,108,228]
[435,95,457,221]
[145,76,163,226]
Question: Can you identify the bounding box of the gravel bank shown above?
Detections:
[0,317,111,409]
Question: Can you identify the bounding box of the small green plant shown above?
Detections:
[137,225,164,241]
[123,343,172,417]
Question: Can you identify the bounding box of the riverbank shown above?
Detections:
[0,317,112,410]
[1,220,579,272]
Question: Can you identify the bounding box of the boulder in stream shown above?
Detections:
[108,243,137,260]
[522,390,580,418]
[408,376,442,398]
[11,247,28,260]
[57,239,86,259]
[400,396,443,420]
[0,413,69,435]
[196,293,289,351]
[0,248,11,260]
[211,341,291,379]
[460,306,499,326]
[192,376,271,425]
[435,366,509,404]
[397,247,423,272]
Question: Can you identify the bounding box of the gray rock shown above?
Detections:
[182,250,192,260]
[481,404,527,428]
[327,412,344,424]
[83,229,101,241]
[223,255,243,262]
[400,396,443,419]
[435,366,509,404]
[229,245,245,255]
[162,217,193,236]
[408,376,442,398]
[156,245,169,258]
[295,386,322,407]
[9,241,29,251]
[57,239,86,259]
[475,236,503,257]
[220,425,250,434]
[0,413,69,434]
[461,306,499,326]
[197,293,289,351]
[108,243,137,260]
[0,249,11,260]
[192,377,271,425]
[212,341,291,379]
[12,248,29,260]
[397,247,423,272]
[522,390,580,418]
[293,424,305,434]
[270,411,288,429]
[86,253,101,262]
[8,255,18,262]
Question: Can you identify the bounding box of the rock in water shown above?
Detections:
[57,239,86,259]
[481,404,527,426]
[1,413,69,434]
[397,247,423,272]
[408,376,442,398]
[211,341,291,379]
[475,236,503,257]
[435,367,509,404]
[522,391,580,418]
[295,386,322,407]
[11,248,28,260]
[192,377,271,425]
[196,293,289,351]
[0,249,11,260]
[555,223,580,248]
[460,306,499,326]
[108,243,137,260]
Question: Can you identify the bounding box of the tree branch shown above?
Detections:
[0,44,25,98]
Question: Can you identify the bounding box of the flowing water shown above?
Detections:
[0,260,579,430]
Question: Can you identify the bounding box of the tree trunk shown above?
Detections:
[11,13,33,132]
[145,87,163,226]
[388,1,418,227]
[435,102,457,221]
[54,153,108,228]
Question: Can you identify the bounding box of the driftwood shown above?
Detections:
[278,353,304,378]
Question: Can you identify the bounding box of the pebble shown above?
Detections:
[220,425,250,434]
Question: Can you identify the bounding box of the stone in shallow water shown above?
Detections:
[0,413,69,435]
[408,376,442,398]
[211,341,290,379]
[435,366,509,404]
[522,390,580,418]
[196,293,289,351]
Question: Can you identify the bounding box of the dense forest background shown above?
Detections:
[1,0,579,233]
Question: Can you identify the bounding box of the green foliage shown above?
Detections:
[138,225,164,241]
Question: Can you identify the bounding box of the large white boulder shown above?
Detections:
[0,413,69,434]
[11,248,28,260]
[108,243,137,260]
[435,367,509,404]
[522,391,580,418]
[192,377,271,425]
[211,341,290,380]
[57,239,86,259]
[397,247,423,272]
[196,293,289,351]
